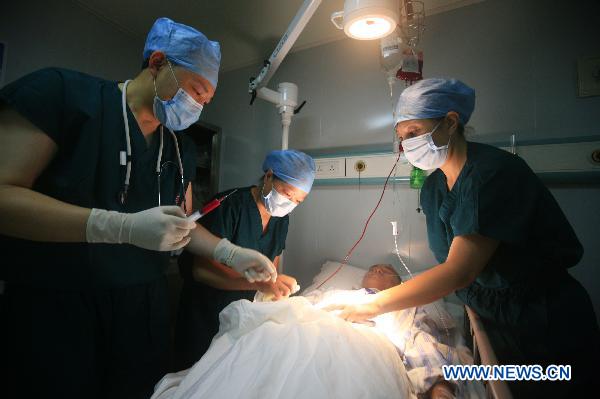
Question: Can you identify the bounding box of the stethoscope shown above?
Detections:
[118,79,186,209]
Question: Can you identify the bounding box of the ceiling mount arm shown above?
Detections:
[248,0,323,96]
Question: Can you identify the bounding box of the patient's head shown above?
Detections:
[361,264,402,291]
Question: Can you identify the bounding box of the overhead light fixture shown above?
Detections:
[331,0,399,40]
[248,0,401,152]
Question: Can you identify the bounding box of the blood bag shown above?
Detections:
[397,48,423,85]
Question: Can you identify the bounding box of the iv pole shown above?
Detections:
[248,0,320,149]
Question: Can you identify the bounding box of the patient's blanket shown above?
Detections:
[152,296,413,399]
[305,288,476,397]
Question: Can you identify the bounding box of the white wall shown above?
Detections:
[0,0,143,85]
[203,0,600,322]
[286,185,436,286]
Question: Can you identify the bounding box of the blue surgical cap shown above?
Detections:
[143,17,221,88]
[263,150,316,193]
[394,78,475,126]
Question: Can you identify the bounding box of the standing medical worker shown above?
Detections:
[173,149,316,370]
[327,78,599,398]
[0,17,276,399]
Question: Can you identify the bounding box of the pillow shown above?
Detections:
[302,260,367,294]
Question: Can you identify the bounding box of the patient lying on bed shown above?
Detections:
[306,264,461,399]
[151,265,476,399]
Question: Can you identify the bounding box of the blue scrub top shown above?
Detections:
[0,68,197,289]
[420,142,583,322]
[179,186,288,282]
[201,186,288,260]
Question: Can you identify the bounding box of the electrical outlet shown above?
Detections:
[315,158,345,178]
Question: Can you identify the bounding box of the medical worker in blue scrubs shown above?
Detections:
[174,149,315,370]
[0,17,275,399]
[327,78,599,398]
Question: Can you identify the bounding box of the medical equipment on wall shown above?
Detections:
[249,0,402,150]
[186,188,239,222]
[119,80,186,210]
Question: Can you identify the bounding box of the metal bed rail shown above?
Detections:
[464,306,513,399]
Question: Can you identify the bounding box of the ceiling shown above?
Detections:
[74,0,483,72]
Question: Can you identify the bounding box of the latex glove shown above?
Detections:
[323,302,382,323]
[213,238,277,283]
[86,206,196,251]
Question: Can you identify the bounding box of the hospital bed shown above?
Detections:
[153,261,507,399]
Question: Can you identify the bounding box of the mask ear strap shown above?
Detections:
[265,169,275,191]
[152,76,159,98]
[167,60,181,87]
[260,178,267,198]
[431,119,443,134]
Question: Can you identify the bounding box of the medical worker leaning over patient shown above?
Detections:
[0,17,277,399]
[327,78,600,398]
[173,149,315,370]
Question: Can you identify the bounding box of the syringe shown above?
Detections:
[187,188,239,222]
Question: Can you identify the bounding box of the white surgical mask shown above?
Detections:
[262,185,297,217]
[401,121,449,170]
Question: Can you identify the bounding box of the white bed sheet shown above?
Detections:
[152,296,414,399]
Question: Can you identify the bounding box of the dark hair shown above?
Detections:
[433,116,465,136]
[142,57,180,71]
[258,173,284,186]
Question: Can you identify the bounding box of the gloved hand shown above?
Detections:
[86,206,196,251]
[213,238,277,283]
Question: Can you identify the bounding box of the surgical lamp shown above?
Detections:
[331,0,399,40]
[249,0,400,149]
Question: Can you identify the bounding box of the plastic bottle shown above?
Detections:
[409,166,426,189]
[379,27,403,97]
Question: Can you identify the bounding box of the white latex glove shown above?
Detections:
[86,206,196,251]
[291,284,301,295]
[213,238,277,283]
